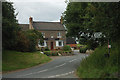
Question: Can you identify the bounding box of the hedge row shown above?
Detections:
[79,46,88,53]
[44,51,73,56]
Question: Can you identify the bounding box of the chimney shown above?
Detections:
[29,16,34,29]
[60,16,63,24]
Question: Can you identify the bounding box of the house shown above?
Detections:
[19,17,66,50]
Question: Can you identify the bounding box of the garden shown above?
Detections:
[40,45,74,56]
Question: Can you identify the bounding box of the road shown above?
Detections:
[3,50,88,79]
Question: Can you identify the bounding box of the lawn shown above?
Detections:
[2,50,51,72]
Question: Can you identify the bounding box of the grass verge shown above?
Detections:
[2,50,51,72]
[77,41,119,78]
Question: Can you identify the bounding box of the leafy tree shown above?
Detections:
[63,2,120,47]
[23,30,43,52]
[63,2,88,39]
[85,2,120,41]
[2,2,20,50]
[2,2,43,52]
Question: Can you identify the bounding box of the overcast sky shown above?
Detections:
[9,0,67,24]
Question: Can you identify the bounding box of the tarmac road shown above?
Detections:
[3,50,88,79]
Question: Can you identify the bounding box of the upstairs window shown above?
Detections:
[42,32,45,36]
[42,32,45,38]
[57,32,61,36]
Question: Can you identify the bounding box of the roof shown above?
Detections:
[19,24,29,31]
[33,21,66,31]
[66,37,76,44]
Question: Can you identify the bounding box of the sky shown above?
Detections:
[8,0,67,24]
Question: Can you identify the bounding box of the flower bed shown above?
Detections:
[44,50,73,56]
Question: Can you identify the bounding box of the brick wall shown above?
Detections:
[38,30,66,50]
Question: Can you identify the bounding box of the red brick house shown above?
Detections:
[19,17,66,50]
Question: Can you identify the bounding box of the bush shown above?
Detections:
[52,52,58,56]
[87,39,99,50]
[44,51,58,56]
[44,51,52,56]
[63,45,71,51]
[77,41,119,78]
[16,30,43,52]
[79,46,88,53]
[44,47,50,51]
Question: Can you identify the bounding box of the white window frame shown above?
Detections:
[57,32,62,38]
[56,40,64,47]
[38,40,47,47]
[42,32,45,38]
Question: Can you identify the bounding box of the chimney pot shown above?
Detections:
[60,16,63,24]
[29,16,33,29]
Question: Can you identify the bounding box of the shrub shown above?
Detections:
[44,51,52,56]
[52,52,58,56]
[63,45,71,51]
[44,51,58,56]
[77,41,119,78]
[79,46,88,53]
[87,39,99,50]
[44,47,50,51]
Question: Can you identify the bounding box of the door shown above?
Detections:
[51,42,53,50]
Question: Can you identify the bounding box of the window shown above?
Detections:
[51,34,54,38]
[42,32,45,38]
[41,42,44,46]
[57,32,61,38]
[38,40,47,47]
[57,32,61,36]
[56,40,63,47]
[41,32,45,36]
[59,41,62,46]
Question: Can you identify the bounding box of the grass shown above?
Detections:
[77,44,86,47]
[77,41,119,78]
[2,50,51,72]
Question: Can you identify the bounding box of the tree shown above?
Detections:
[63,2,120,46]
[86,2,120,41]
[63,2,88,39]
[2,2,20,50]
[23,30,43,52]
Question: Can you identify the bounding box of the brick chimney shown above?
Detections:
[60,16,63,24]
[29,16,34,29]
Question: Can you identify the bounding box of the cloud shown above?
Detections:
[10,0,67,24]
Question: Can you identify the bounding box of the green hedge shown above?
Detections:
[63,45,71,51]
[44,51,58,56]
[79,46,88,53]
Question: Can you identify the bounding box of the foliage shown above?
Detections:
[63,2,120,45]
[63,2,88,38]
[44,47,50,51]
[14,30,43,52]
[44,51,58,56]
[77,41,119,78]
[63,45,71,51]
[79,45,88,53]
[2,2,20,50]
[23,30,43,52]
[2,50,51,72]
[87,39,99,50]
[15,31,29,52]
